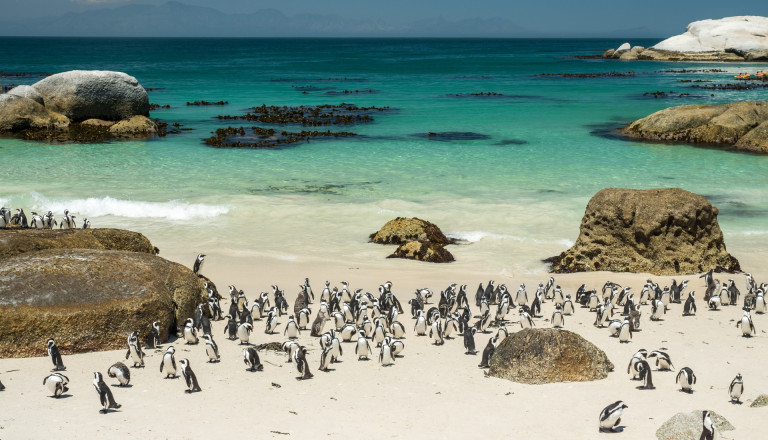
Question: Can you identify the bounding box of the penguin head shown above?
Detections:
[179,359,189,368]
[47,338,55,347]
[93,371,103,381]
[166,346,176,354]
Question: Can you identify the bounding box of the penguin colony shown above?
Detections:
[15,255,766,436]
[0,207,89,230]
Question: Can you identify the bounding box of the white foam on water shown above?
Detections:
[447,231,519,242]
[28,194,229,221]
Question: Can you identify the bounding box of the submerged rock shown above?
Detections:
[0,228,157,260]
[622,101,768,153]
[0,248,205,357]
[387,240,454,263]
[488,328,614,384]
[370,217,452,245]
[655,410,734,440]
[547,188,740,275]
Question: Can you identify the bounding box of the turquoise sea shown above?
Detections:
[2,38,767,274]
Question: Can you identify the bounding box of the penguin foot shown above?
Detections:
[185,389,193,393]
[99,409,108,414]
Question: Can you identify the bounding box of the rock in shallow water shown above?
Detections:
[0,94,69,132]
[387,240,454,263]
[370,217,452,245]
[488,328,614,384]
[547,188,740,275]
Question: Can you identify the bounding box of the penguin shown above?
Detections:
[562,294,575,315]
[648,350,674,371]
[202,334,220,362]
[594,304,609,328]
[442,314,459,339]
[243,347,263,371]
[282,340,300,362]
[146,321,161,349]
[707,291,722,310]
[515,284,528,307]
[477,309,492,333]
[683,292,697,316]
[390,320,407,338]
[618,318,633,343]
[329,333,343,363]
[82,218,91,229]
[192,253,205,275]
[179,359,201,393]
[607,319,623,337]
[587,291,600,311]
[47,338,65,371]
[303,278,314,303]
[598,401,628,433]
[30,212,44,229]
[319,329,336,351]
[754,292,766,314]
[183,318,198,344]
[413,310,427,336]
[638,359,654,389]
[736,310,756,337]
[726,279,740,305]
[373,320,387,347]
[265,309,279,334]
[379,340,395,366]
[16,208,28,228]
[660,287,671,308]
[627,349,648,380]
[387,337,405,357]
[43,372,69,397]
[340,323,358,341]
[700,410,715,440]
[429,319,444,345]
[629,305,642,331]
[223,314,237,340]
[355,330,373,360]
[729,373,743,403]
[319,345,334,371]
[297,308,312,330]
[478,336,496,368]
[463,325,477,355]
[650,298,665,321]
[125,331,145,367]
[519,307,534,329]
[239,304,253,326]
[160,346,177,378]
[676,366,696,393]
[93,372,121,413]
[551,304,564,328]
[237,322,253,344]
[284,315,300,339]
[553,285,564,306]
[295,346,313,379]
[107,362,131,386]
[42,211,55,228]
[495,325,508,345]
[0,207,9,227]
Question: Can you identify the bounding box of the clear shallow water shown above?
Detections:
[2,38,767,273]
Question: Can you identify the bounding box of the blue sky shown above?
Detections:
[3,0,767,36]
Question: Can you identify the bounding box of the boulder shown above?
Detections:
[32,70,149,122]
[370,217,452,245]
[0,228,157,260]
[622,101,768,153]
[81,118,116,127]
[636,48,744,61]
[0,94,69,132]
[488,329,613,384]
[619,46,645,60]
[602,49,615,59]
[653,16,768,53]
[655,410,734,440]
[547,188,740,275]
[0,249,206,357]
[616,42,631,52]
[109,115,157,136]
[387,240,454,263]
[7,85,44,105]
[745,49,768,61]
[750,394,768,407]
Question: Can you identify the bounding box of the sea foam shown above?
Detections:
[31,196,229,221]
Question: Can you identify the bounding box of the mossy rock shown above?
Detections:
[488,328,614,384]
[0,228,157,260]
[0,249,206,357]
[370,217,452,245]
[387,240,454,263]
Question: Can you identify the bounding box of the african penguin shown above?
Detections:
[146,321,161,349]
[192,253,205,275]
[638,360,654,389]
[179,359,202,393]
[551,304,564,328]
[627,349,648,380]
[737,310,756,337]
[160,346,177,378]
[355,330,373,360]
[107,362,131,386]
[700,410,715,440]
[676,367,696,393]
[599,401,628,433]
[683,292,697,316]
[237,322,253,344]
[125,331,145,367]
[379,340,395,366]
[243,347,263,371]
[294,346,313,379]
[478,336,496,368]
[729,373,743,403]
[203,334,220,362]
[648,350,674,371]
[47,338,65,371]
[93,371,121,413]
[183,318,198,344]
[463,325,477,355]
[43,372,69,397]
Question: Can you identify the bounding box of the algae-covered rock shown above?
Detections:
[0,228,157,260]
[0,94,70,132]
[547,188,740,275]
[655,410,734,440]
[488,328,614,384]
[387,240,454,263]
[370,217,452,245]
[0,249,205,357]
[109,115,157,136]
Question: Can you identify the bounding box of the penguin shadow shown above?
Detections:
[635,385,655,390]
[678,389,694,394]
[731,400,743,405]
[50,394,73,399]
[111,384,133,388]
[601,426,625,434]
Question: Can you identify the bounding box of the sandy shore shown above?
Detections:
[1,254,767,439]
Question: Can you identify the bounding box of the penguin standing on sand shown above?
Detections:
[202,334,220,362]
[683,292,697,316]
[463,325,477,355]
[93,372,121,413]
[429,318,444,346]
[243,347,263,371]
[355,330,373,360]
[47,338,65,371]
[627,349,648,380]
[649,350,674,371]
[478,336,496,368]
[160,346,177,378]
[294,346,313,379]
[676,367,697,393]
[125,331,145,367]
[638,360,654,389]
[618,318,633,343]
[224,314,238,340]
[379,340,395,366]
[551,304,564,328]
[700,410,716,440]
[519,307,534,329]
[737,310,756,337]
[599,401,628,433]
[107,362,131,386]
[192,253,205,275]
[265,309,279,334]
[563,294,575,315]
[146,321,161,349]
[729,373,743,403]
[179,359,201,393]
[237,322,253,345]
[43,373,69,397]
[284,315,300,339]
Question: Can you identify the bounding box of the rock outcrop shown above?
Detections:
[0,228,157,260]
[109,115,157,136]
[370,217,455,263]
[488,328,614,384]
[0,248,205,358]
[602,43,645,60]
[0,94,70,132]
[7,85,44,105]
[547,188,740,275]
[622,101,768,153]
[32,70,149,122]
[655,410,734,440]
[750,394,768,407]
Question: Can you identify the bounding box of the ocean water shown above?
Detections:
[2,37,767,274]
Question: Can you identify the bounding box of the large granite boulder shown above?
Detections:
[0,95,69,132]
[0,228,157,260]
[7,85,44,105]
[653,16,768,53]
[370,217,452,245]
[32,70,149,122]
[655,410,734,440]
[622,101,768,153]
[387,240,454,263]
[488,328,614,384]
[547,188,740,275]
[0,249,205,357]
